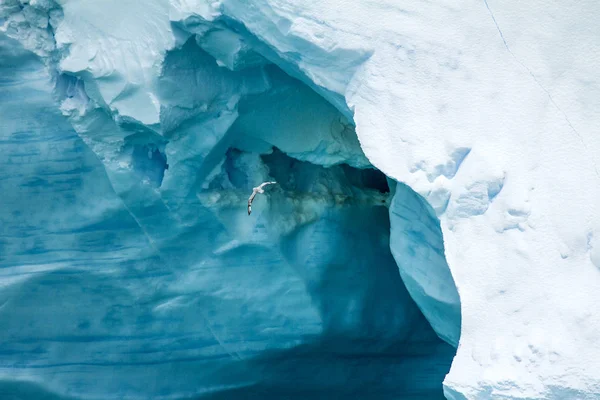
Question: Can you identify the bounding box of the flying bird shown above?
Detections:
[248,181,277,215]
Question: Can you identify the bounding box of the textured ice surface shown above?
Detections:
[3,0,600,398]
[0,28,455,400]
[389,183,461,348]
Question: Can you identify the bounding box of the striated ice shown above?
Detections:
[0,21,454,400]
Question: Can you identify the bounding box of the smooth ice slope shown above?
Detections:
[389,183,461,348]
[3,0,600,398]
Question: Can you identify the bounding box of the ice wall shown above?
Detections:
[389,183,461,348]
[0,21,457,400]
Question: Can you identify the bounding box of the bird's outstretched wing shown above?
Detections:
[247,190,257,215]
[247,182,276,215]
[259,181,277,190]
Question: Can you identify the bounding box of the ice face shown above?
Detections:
[0,25,458,400]
[390,183,461,348]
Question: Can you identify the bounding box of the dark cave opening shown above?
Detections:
[340,164,391,193]
[258,147,390,195]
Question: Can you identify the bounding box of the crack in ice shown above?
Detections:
[96,165,242,361]
[483,0,600,180]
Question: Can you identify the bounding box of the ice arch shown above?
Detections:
[169,14,463,348]
[1,2,462,399]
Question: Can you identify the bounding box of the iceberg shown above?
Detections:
[1,0,599,399]
[0,6,456,400]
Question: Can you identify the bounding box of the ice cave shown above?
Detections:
[0,6,460,399]
[2,0,600,399]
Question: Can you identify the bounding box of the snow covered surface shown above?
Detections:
[2,0,600,398]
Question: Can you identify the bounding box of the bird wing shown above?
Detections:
[259,181,277,189]
[248,190,258,204]
[247,190,257,215]
[247,183,275,215]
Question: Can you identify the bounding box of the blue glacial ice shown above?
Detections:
[0,3,462,399]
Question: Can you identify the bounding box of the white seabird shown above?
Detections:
[248,181,277,215]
